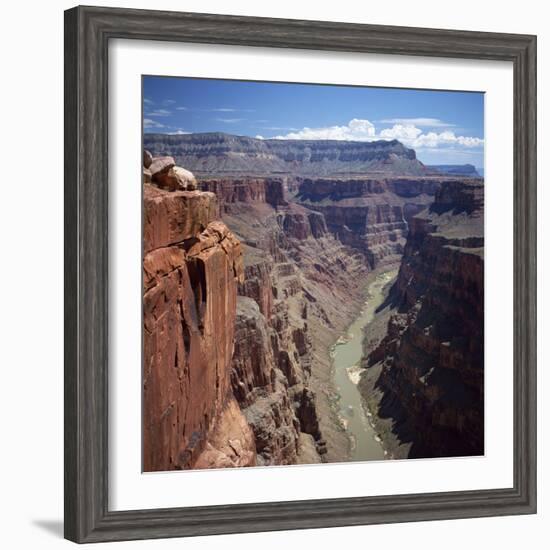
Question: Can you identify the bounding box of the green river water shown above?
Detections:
[331,270,397,462]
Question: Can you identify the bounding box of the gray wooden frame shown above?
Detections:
[64,5,537,543]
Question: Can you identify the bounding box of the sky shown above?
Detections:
[143,76,484,166]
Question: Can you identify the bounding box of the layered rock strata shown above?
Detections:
[296,177,444,269]
[144,132,430,176]
[360,179,484,458]
[143,157,256,471]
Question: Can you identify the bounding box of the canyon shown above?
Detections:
[142,133,485,470]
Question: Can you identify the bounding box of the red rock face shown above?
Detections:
[362,179,484,458]
[143,185,218,253]
[201,178,287,208]
[239,261,274,319]
[143,183,255,471]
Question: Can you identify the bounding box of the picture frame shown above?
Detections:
[64,5,537,543]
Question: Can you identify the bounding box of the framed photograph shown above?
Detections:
[64,6,537,543]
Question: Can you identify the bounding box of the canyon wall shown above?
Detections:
[360,178,484,458]
[143,169,257,470]
[295,177,444,269]
[143,132,430,177]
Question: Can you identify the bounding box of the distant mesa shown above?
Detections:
[427,164,480,177]
[143,132,431,177]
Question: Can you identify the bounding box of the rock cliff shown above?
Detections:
[142,160,256,470]
[359,178,484,458]
[143,132,430,177]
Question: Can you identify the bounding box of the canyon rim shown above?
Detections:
[141,76,485,472]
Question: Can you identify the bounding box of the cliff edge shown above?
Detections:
[142,155,256,471]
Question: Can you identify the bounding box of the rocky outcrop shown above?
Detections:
[143,132,430,176]
[360,179,484,459]
[296,177,444,268]
[143,185,218,252]
[142,158,256,471]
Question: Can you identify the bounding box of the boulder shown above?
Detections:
[173,166,197,190]
[153,165,197,192]
[143,149,153,168]
[150,156,175,181]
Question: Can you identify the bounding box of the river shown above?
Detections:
[331,269,397,462]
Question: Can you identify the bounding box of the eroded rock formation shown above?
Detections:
[360,179,484,458]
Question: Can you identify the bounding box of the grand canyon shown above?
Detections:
[142,131,484,471]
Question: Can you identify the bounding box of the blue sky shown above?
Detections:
[143,76,484,166]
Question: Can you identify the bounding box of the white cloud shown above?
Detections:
[143,118,165,129]
[205,107,254,113]
[166,129,189,135]
[270,118,483,152]
[272,118,376,140]
[215,118,244,123]
[162,106,255,113]
[412,130,484,149]
[380,124,422,141]
[378,117,455,128]
[262,126,299,131]
[146,109,172,117]
[143,98,154,105]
